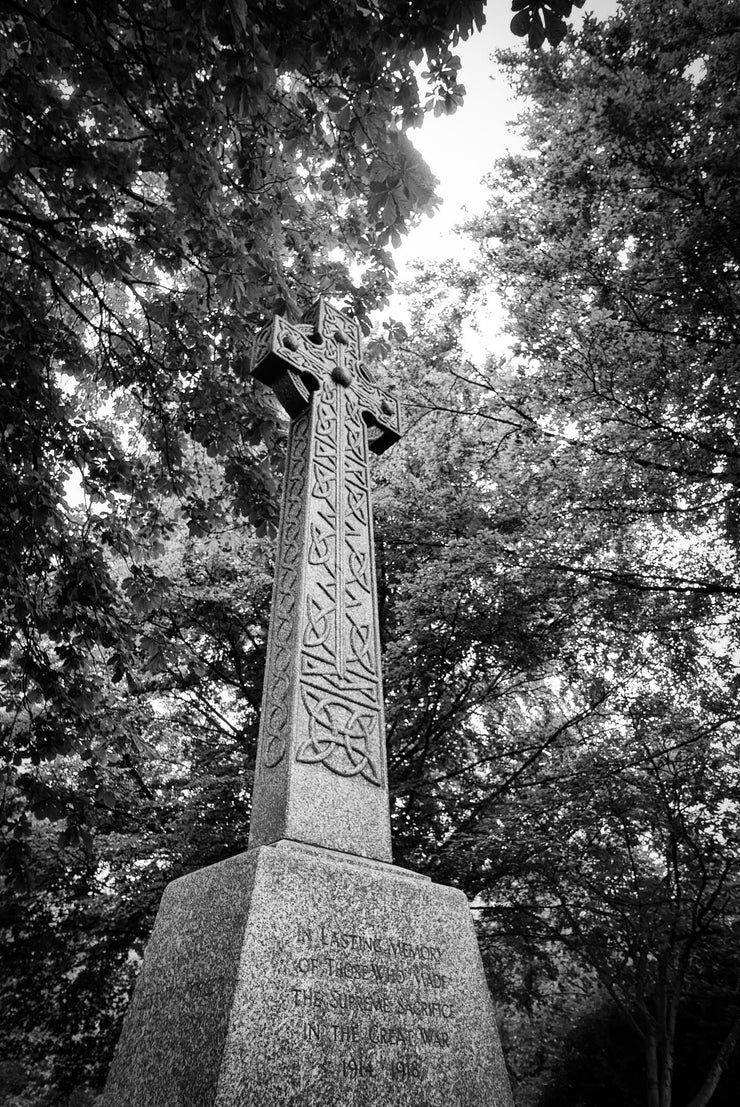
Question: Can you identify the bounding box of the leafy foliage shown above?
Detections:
[3,1,740,1105]
[420,1,740,1103]
[510,0,586,50]
[479,0,740,565]
[0,0,485,878]
[0,0,488,1096]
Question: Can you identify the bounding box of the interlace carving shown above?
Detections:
[296,377,381,784]
[252,298,400,789]
[260,413,309,767]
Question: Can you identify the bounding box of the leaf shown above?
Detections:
[96,787,117,810]
[547,0,573,16]
[381,196,397,227]
[511,9,531,37]
[528,12,547,48]
[544,8,568,45]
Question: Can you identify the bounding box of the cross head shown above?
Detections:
[251,298,401,453]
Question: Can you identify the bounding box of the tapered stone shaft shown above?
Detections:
[248,299,401,862]
[101,298,514,1107]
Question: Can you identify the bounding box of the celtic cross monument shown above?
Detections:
[248,297,399,861]
[102,300,513,1107]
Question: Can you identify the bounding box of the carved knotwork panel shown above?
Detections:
[259,412,309,768]
[296,376,383,786]
[253,300,399,795]
[297,688,381,785]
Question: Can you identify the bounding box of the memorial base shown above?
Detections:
[102,841,513,1107]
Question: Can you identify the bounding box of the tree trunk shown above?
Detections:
[684,1012,740,1107]
[659,982,680,1107]
[659,1038,674,1107]
[646,1031,661,1107]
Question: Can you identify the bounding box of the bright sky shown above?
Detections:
[394,0,620,273]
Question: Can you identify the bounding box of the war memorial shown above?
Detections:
[102,300,513,1107]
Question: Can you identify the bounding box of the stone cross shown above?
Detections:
[102,303,514,1107]
[248,298,401,862]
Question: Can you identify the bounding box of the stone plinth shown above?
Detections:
[102,841,513,1107]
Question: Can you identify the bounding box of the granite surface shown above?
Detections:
[247,301,399,864]
[102,841,513,1107]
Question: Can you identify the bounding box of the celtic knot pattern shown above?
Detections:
[293,373,384,787]
[259,412,308,768]
[298,688,380,785]
[251,298,401,799]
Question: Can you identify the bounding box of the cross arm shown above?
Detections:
[250,300,402,455]
[250,315,325,419]
[352,372,401,456]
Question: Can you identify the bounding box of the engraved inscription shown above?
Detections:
[287,923,455,1087]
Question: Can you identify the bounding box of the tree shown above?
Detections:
[4,0,739,1102]
[509,0,587,50]
[483,707,740,1107]
[471,0,740,578]
[0,0,487,880]
[0,1,490,1095]
[420,1,740,1102]
[376,254,740,1107]
[355,245,730,1105]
